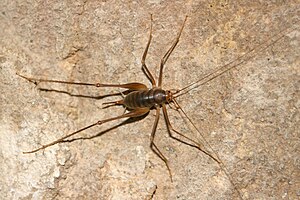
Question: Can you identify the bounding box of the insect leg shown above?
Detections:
[158,16,187,87]
[17,73,148,90]
[141,14,156,87]
[23,107,150,154]
[150,106,173,181]
[161,104,220,164]
[170,100,243,199]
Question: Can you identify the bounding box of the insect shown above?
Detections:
[18,15,296,199]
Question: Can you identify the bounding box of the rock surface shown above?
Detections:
[0,1,299,199]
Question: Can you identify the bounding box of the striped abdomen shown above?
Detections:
[124,88,167,109]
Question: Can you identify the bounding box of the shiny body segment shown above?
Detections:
[124,88,167,109]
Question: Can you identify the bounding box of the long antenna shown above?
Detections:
[173,24,296,98]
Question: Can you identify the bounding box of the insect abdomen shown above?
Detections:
[124,88,167,109]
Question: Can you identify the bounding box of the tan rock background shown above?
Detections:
[0,1,299,199]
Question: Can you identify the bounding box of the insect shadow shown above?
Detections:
[18,14,294,199]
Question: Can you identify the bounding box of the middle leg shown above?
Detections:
[150,106,173,181]
[161,103,220,164]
